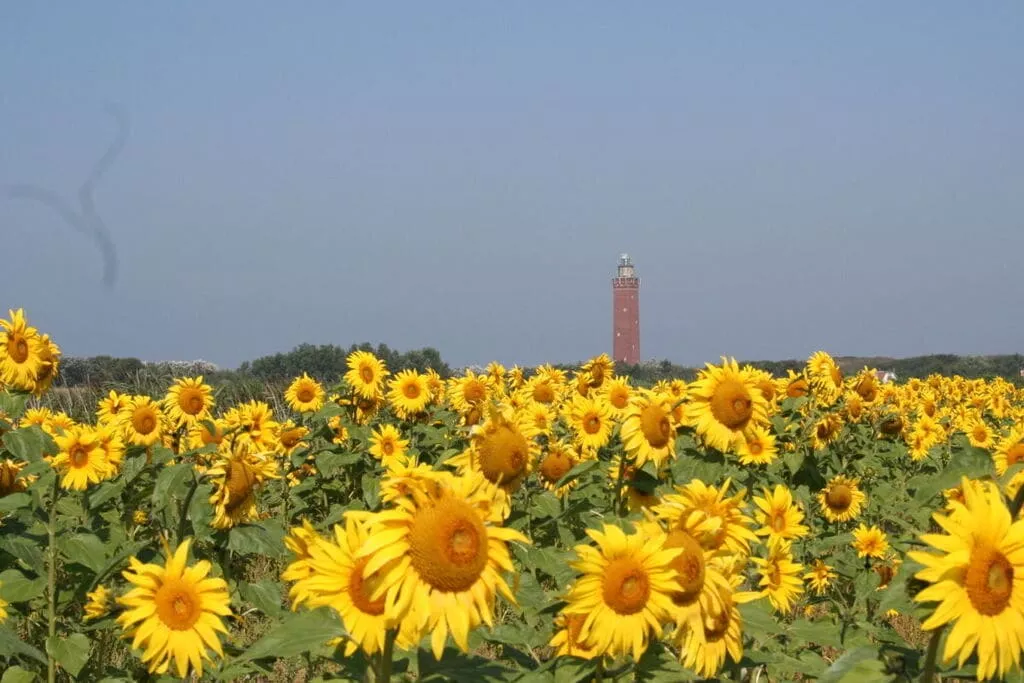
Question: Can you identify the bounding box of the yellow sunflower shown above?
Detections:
[0,458,34,496]
[284,373,325,413]
[448,404,539,500]
[581,353,615,389]
[84,585,114,621]
[567,395,614,451]
[620,391,677,470]
[909,478,1024,681]
[685,358,769,453]
[97,390,130,425]
[223,400,280,453]
[817,475,867,523]
[678,573,746,679]
[804,559,836,596]
[51,424,111,491]
[387,369,431,418]
[753,485,809,544]
[355,470,529,660]
[736,425,777,466]
[549,611,599,659]
[562,523,680,661]
[806,350,844,406]
[993,427,1024,476]
[751,538,804,614]
[0,309,44,391]
[603,376,633,415]
[447,370,493,414]
[116,538,232,679]
[852,523,889,559]
[369,424,409,465]
[811,412,844,451]
[522,374,561,406]
[119,396,167,448]
[205,446,280,529]
[344,350,388,399]
[31,333,61,397]
[164,376,214,427]
[654,478,758,557]
[965,416,995,450]
[536,441,580,497]
[281,519,326,596]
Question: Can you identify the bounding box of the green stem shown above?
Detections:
[377,628,396,682]
[919,627,942,683]
[176,474,201,544]
[594,658,604,683]
[1010,483,1024,519]
[613,456,629,517]
[47,475,61,683]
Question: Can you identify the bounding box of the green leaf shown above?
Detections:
[0,535,45,570]
[417,648,512,682]
[529,493,562,520]
[231,607,344,665]
[3,426,54,462]
[635,640,697,681]
[789,619,843,648]
[120,453,148,484]
[555,459,599,489]
[817,646,887,683]
[738,600,777,642]
[0,569,45,602]
[60,533,108,574]
[151,463,192,508]
[361,471,380,509]
[553,659,600,683]
[315,451,361,477]
[86,480,124,509]
[0,492,31,515]
[46,633,91,679]
[1,665,38,683]
[238,580,283,616]
[227,521,285,558]
[0,626,47,664]
[0,391,30,421]
[187,483,215,541]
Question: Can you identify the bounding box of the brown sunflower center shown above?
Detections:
[602,557,651,615]
[748,439,764,455]
[280,428,303,449]
[463,380,487,404]
[154,578,202,631]
[965,547,1014,616]
[704,607,732,641]
[709,380,753,430]
[477,424,528,486]
[582,414,602,435]
[639,404,671,449]
[830,366,843,387]
[771,512,788,533]
[787,379,809,398]
[973,425,989,442]
[539,449,574,484]
[360,365,375,384]
[348,556,387,616]
[9,336,29,364]
[880,416,903,435]
[296,385,316,404]
[826,484,853,512]
[69,444,90,468]
[403,381,421,400]
[133,408,157,435]
[225,460,257,513]
[382,439,395,455]
[407,495,489,593]
[757,379,776,401]
[665,530,705,605]
[1007,444,1024,467]
[610,388,629,410]
[533,383,555,404]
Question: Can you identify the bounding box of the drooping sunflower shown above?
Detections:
[620,391,677,470]
[51,424,111,491]
[116,538,232,679]
[284,373,325,414]
[536,441,579,497]
[750,538,804,614]
[119,396,167,448]
[581,353,615,389]
[567,395,614,451]
[344,350,388,399]
[908,478,1024,681]
[205,446,280,529]
[783,370,810,399]
[810,412,844,451]
[449,404,539,501]
[387,370,431,418]
[806,350,844,406]
[356,470,529,660]
[562,523,680,661]
[736,424,777,466]
[0,309,44,391]
[31,333,61,397]
[84,585,114,621]
[852,523,889,559]
[0,458,33,496]
[96,390,130,425]
[287,514,418,656]
[678,574,746,679]
[843,392,866,423]
[817,475,867,523]
[277,421,310,457]
[753,485,809,544]
[804,559,836,596]
[164,376,215,427]
[685,358,769,453]
[369,424,409,465]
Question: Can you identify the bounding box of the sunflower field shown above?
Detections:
[2,308,1024,682]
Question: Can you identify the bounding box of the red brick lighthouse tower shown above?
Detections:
[612,253,640,365]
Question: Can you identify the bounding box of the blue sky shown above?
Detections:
[2,2,1022,369]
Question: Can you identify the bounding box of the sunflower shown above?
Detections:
[96,390,129,425]
[783,370,809,399]
[448,371,493,414]
[277,421,310,457]
[852,368,879,403]
[524,402,553,436]
[449,404,539,500]
[287,514,418,656]
[685,358,769,453]
[281,519,326,595]
[965,417,995,450]
[736,425,777,466]
[654,479,758,557]
[369,424,409,465]
[164,376,215,427]
[620,391,677,470]
[116,538,231,679]
[804,560,836,596]
[84,585,114,621]
[607,456,661,512]
[96,423,126,471]
[0,458,33,496]
[751,538,804,614]
[51,424,111,491]
[0,309,44,391]
[581,353,615,389]
[852,524,889,559]
[549,611,599,659]
[562,523,680,661]
[355,470,529,660]
[993,427,1024,476]
[603,376,633,415]
[536,441,579,497]
[753,485,809,544]
[19,407,51,429]
[223,400,280,453]
[187,419,227,453]
[811,412,843,451]
[206,446,280,529]
[678,574,745,679]
[843,392,866,423]
[284,373,325,413]
[31,333,61,397]
[523,374,561,406]
[387,370,431,418]
[345,350,388,399]
[909,478,1024,681]
[806,351,844,406]
[817,475,867,523]
[119,396,167,448]
[568,395,614,451]
[377,453,449,506]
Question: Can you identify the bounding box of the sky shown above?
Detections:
[2,3,1022,371]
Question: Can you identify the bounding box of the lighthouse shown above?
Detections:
[612,253,640,365]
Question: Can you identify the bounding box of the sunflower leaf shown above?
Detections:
[0,534,45,571]
[45,633,91,679]
[1,665,38,683]
[3,426,53,463]
[817,646,886,683]
[0,492,31,515]
[555,460,599,489]
[151,462,192,509]
[0,627,47,665]
[59,533,108,573]
[230,607,344,665]
[0,569,45,602]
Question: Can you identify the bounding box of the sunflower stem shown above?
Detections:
[593,658,604,683]
[46,474,61,683]
[176,472,201,544]
[919,627,942,683]
[377,628,396,682]
[1010,483,1024,518]
[613,455,629,517]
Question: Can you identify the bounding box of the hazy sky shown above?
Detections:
[2,3,1022,370]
